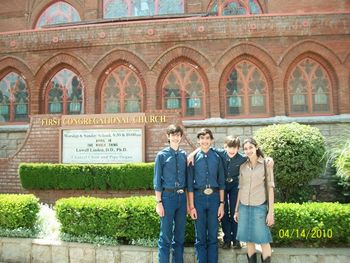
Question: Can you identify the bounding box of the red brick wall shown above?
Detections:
[1,1,349,32]
[0,112,195,195]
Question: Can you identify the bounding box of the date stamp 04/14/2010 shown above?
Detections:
[278,228,333,239]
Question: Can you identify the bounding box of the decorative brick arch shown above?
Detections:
[151,45,212,74]
[218,54,274,118]
[206,0,267,14]
[92,49,149,113]
[155,56,210,119]
[215,43,276,118]
[35,53,90,114]
[29,0,84,29]
[0,56,35,118]
[280,41,341,115]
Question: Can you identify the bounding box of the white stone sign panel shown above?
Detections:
[61,128,143,163]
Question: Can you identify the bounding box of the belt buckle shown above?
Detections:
[226,178,234,183]
[177,189,184,194]
[203,188,213,195]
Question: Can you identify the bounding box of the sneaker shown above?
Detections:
[222,241,231,249]
[232,240,241,249]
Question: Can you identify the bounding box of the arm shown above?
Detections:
[233,190,241,223]
[218,189,225,220]
[188,191,197,219]
[187,147,200,166]
[187,165,197,219]
[154,154,164,217]
[266,165,275,226]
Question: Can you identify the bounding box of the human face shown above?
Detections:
[197,133,212,152]
[167,132,182,149]
[243,142,258,160]
[224,145,239,158]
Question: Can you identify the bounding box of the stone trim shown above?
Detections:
[0,238,349,263]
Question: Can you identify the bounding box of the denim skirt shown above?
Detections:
[236,202,272,244]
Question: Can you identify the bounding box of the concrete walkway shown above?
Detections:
[0,237,349,263]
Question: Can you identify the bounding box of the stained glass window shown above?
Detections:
[162,62,205,117]
[103,0,184,18]
[225,60,268,116]
[209,0,262,16]
[46,69,84,115]
[288,58,331,114]
[102,65,143,113]
[35,1,81,28]
[0,72,28,122]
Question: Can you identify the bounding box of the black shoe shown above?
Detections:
[247,253,257,263]
[232,240,241,249]
[222,241,231,249]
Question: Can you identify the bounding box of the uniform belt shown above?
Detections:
[163,188,185,194]
[226,177,239,183]
[195,187,219,195]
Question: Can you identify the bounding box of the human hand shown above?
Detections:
[266,212,274,227]
[156,203,165,217]
[233,211,239,223]
[190,207,197,220]
[218,204,224,220]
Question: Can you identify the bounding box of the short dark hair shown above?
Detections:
[224,135,240,148]
[166,124,183,136]
[196,128,214,139]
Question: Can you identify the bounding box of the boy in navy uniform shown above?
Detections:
[188,128,225,263]
[154,124,188,263]
[188,136,274,250]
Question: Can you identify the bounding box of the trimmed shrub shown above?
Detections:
[0,194,40,230]
[55,196,195,244]
[273,202,350,246]
[255,122,326,202]
[326,133,350,202]
[55,196,349,247]
[19,162,154,190]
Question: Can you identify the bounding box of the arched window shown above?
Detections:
[103,0,184,18]
[162,62,206,117]
[209,0,262,15]
[224,60,268,116]
[46,69,84,115]
[0,72,28,122]
[288,58,332,114]
[101,65,143,113]
[35,1,81,28]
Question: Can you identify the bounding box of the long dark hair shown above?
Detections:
[242,138,264,158]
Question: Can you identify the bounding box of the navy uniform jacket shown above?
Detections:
[153,147,187,191]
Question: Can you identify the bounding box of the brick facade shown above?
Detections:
[0,1,350,197]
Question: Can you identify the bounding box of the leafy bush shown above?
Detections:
[326,132,350,202]
[255,122,326,202]
[273,202,350,246]
[0,194,40,235]
[55,196,195,244]
[19,162,154,190]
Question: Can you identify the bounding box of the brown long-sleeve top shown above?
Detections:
[238,156,275,206]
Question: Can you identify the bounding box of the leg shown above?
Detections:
[172,194,187,263]
[194,193,207,263]
[221,185,232,247]
[158,193,176,263]
[246,242,256,257]
[260,243,272,261]
[207,193,219,263]
[229,184,240,248]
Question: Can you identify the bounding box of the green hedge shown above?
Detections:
[273,202,350,246]
[19,162,154,190]
[0,194,39,230]
[55,196,349,246]
[55,196,195,243]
